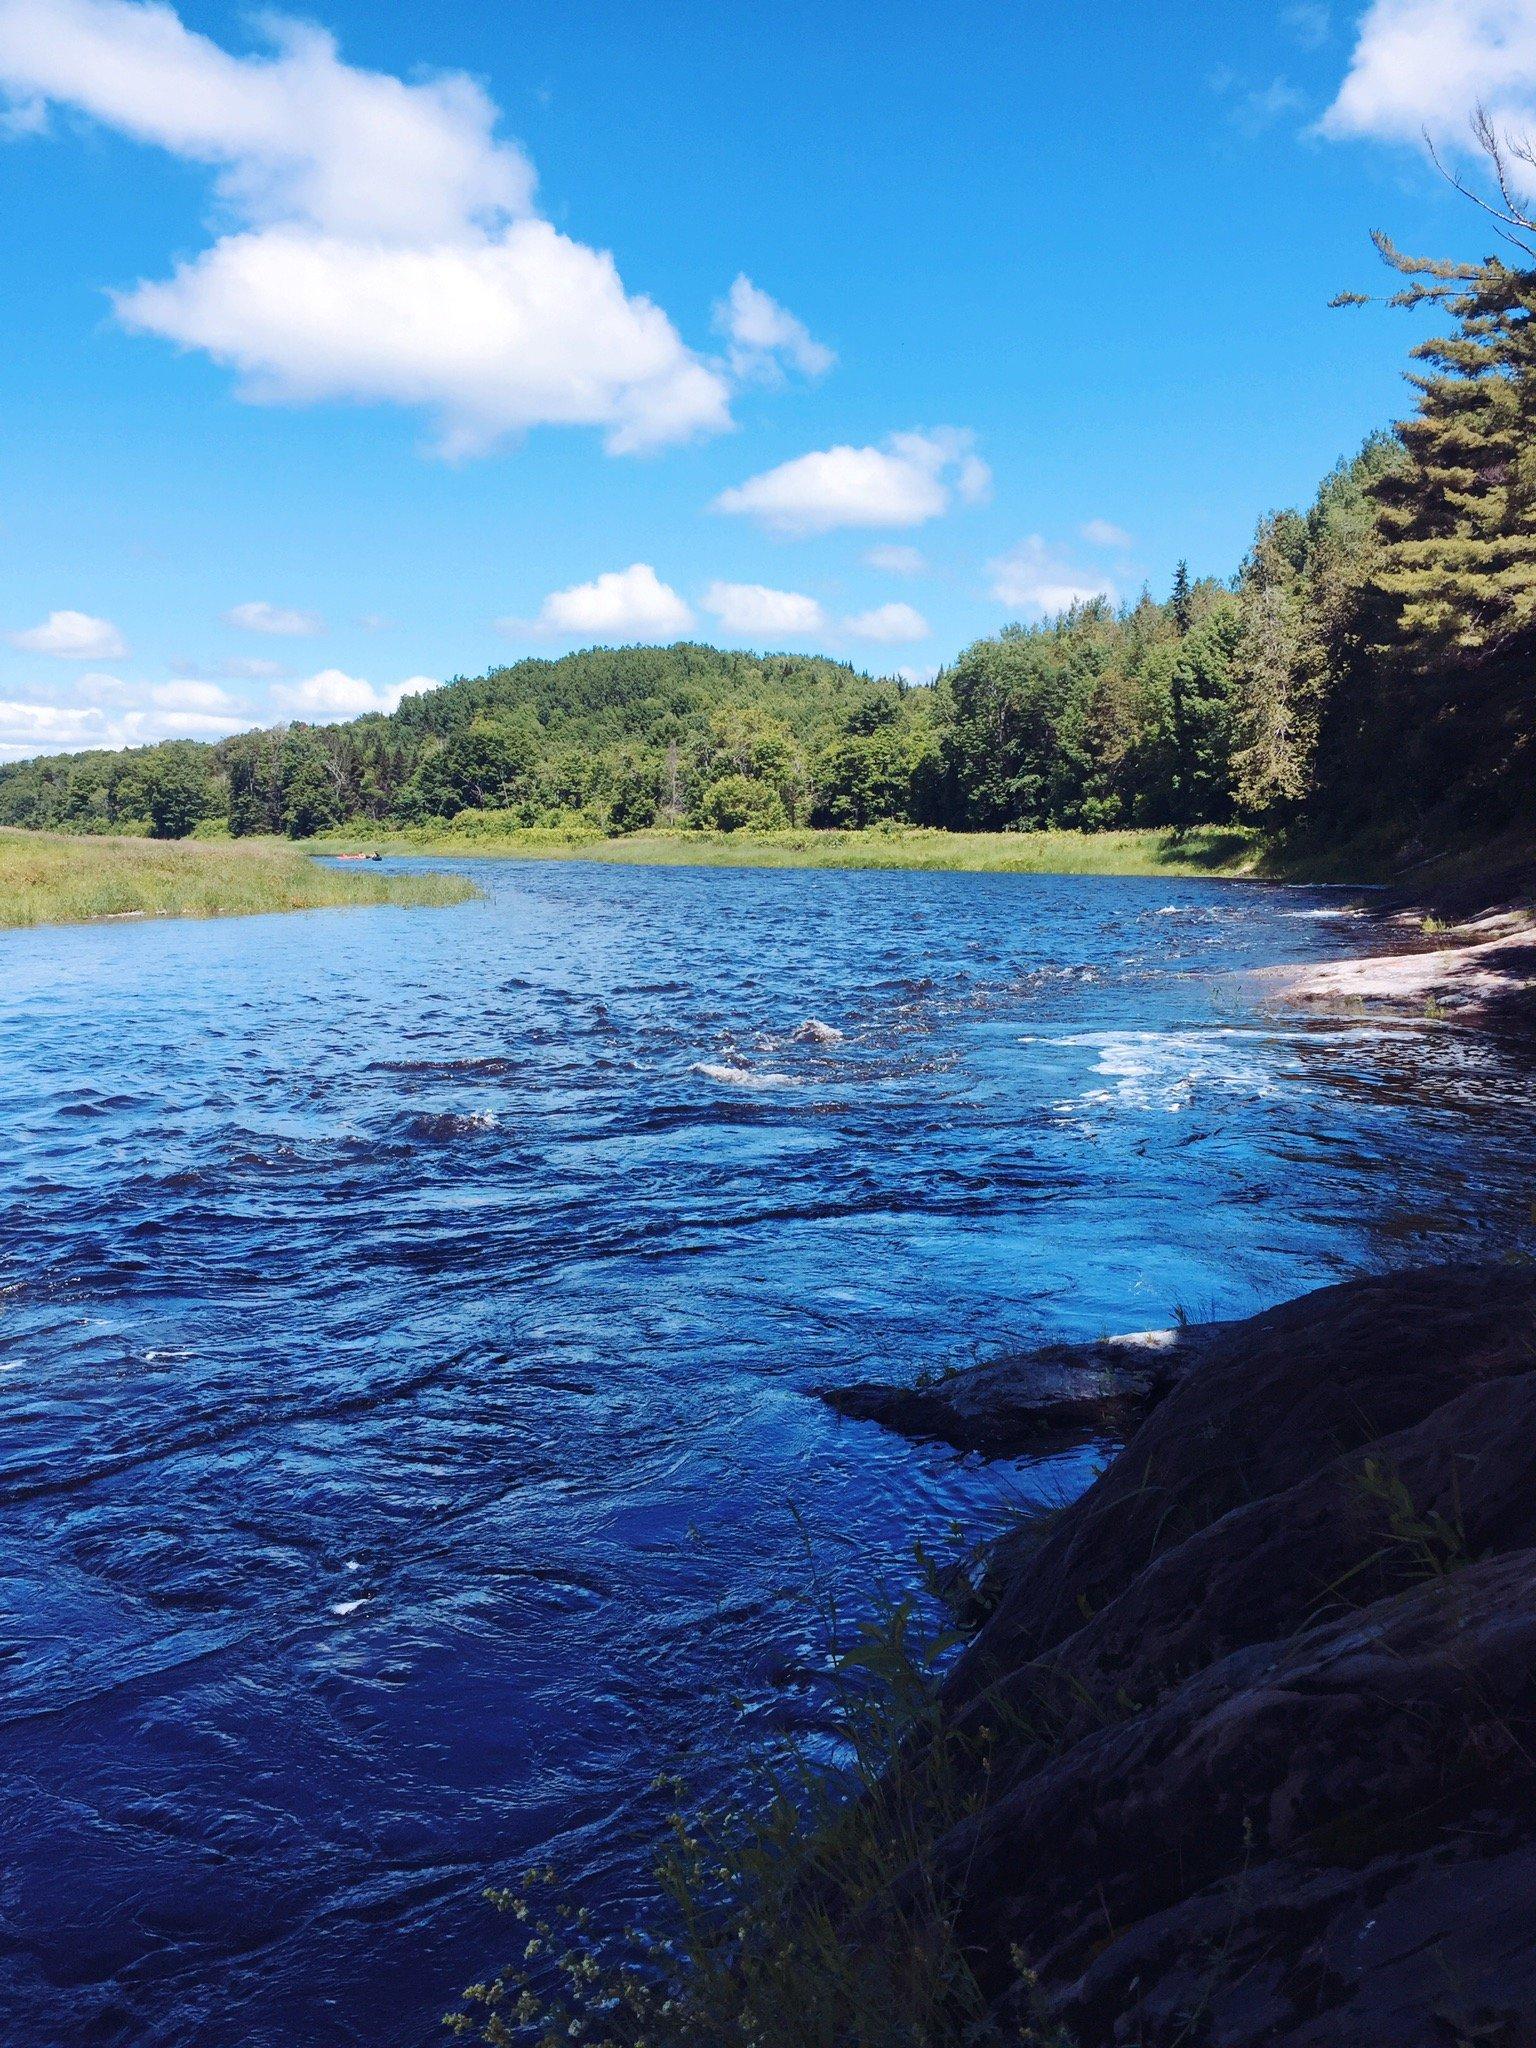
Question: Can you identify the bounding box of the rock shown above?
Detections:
[792,1018,844,1044]
[819,1324,1226,1454]
[847,1263,1536,2045]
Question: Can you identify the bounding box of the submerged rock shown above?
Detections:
[819,1323,1227,1452]
[840,1264,1536,2046]
[791,1017,844,1044]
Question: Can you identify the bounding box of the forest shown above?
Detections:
[5,171,1534,862]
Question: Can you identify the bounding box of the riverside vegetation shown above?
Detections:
[0,828,474,928]
[3,138,1536,877]
[11,144,1536,2048]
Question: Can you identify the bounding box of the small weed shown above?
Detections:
[447,1541,1053,2047]
[1355,1459,1468,1583]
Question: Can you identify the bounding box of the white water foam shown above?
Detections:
[692,1062,801,1090]
[1047,1028,1279,1115]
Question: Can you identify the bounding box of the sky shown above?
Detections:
[1,0,1535,758]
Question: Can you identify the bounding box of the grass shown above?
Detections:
[315,820,1267,879]
[0,828,477,930]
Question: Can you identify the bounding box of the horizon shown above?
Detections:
[1,0,1531,762]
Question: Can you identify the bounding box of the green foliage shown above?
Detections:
[0,828,474,927]
[697,771,785,832]
[9,136,1536,861]
[445,1551,1048,2048]
[144,741,215,840]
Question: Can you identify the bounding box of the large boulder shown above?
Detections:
[832,1264,1536,2046]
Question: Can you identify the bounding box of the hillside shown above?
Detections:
[6,151,1536,867]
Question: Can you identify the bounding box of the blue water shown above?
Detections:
[2,860,1532,2048]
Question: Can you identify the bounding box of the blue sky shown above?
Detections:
[0,0,1531,755]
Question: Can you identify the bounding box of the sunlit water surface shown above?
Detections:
[2,860,1532,2047]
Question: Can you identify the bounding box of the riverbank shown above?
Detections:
[0,829,476,928]
[313,821,1265,877]
[810,1262,1536,2045]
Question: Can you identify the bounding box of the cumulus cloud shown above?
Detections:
[8,608,127,658]
[863,543,928,576]
[701,581,826,637]
[0,0,733,455]
[516,563,694,641]
[0,699,112,751]
[843,601,930,642]
[1321,0,1536,147]
[119,219,733,458]
[223,599,323,635]
[271,668,432,720]
[714,429,990,537]
[0,683,249,757]
[987,537,1116,617]
[150,678,247,716]
[713,274,834,384]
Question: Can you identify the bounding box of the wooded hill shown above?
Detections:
[5,139,1533,860]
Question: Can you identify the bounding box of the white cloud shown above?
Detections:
[0,699,111,749]
[714,429,990,537]
[518,563,694,641]
[8,608,127,658]
[271,668,432,721]
[987,537,1116,616]
[0,0,733,456]
[897,663,939,686]
[863,543,928,576]
[713,274,834,384]
[74,669,132,700]
[224,599,323,635]
[119,219,733,459]
[701,581,826,637]
[150,678,247,715]
[0,688,248,756]
[843,601,930,642]
[1321,0,1536,147]
[1080,518,1133,549]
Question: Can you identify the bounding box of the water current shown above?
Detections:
[3,859,1533,2046]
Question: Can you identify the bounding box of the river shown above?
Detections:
[2,859,1532,2046]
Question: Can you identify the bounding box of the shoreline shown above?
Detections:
[814,1264,1536,2045]
[1255,898,1536,1023]
[313,822,1269,879]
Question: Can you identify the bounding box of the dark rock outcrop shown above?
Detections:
[837,1264,1536,2047]
[819,1324,1227,1454]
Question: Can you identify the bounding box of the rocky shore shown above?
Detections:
[823,1263,1536,2046]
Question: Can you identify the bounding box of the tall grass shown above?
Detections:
[324,818,1264,879]
[0,829,476,929]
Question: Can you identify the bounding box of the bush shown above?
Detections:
[696,773,787,833]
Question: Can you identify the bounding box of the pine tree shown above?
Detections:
[1170,559,1193,636]
[1343,121,1536,652]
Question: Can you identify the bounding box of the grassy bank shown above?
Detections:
[316,820,1267,877]
[0,829,477,930]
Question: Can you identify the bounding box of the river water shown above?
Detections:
[3,859,1532,2047]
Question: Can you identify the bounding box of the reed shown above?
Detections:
[0,829,476,930]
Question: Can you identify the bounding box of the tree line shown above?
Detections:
[5,141,1533,855]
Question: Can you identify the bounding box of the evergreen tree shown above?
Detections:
[1340,122,1536,652]
[1170,560,1193,636]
